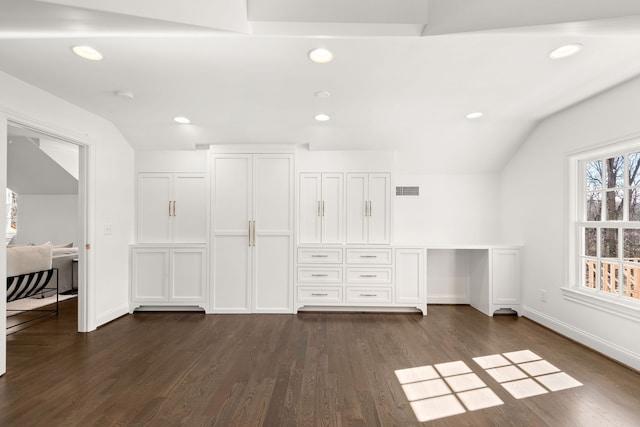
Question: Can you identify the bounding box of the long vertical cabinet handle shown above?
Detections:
[322,201,325,216]
[252,221,256,246]
[368,201,371,216]
[317,201,321,217]
[248,221,252,247]
[364,201,368,217]
[173,201,176,216]
[169,201,172,216]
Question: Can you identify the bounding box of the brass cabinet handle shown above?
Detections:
[360,274,377,278]
[311,274,329,277]
[169,201,172,216]
[312,293,329,296]
[173,201,176,216]
[317,201,321,217]
[368,201,372,216]
[252,221,256,246]
[322,201,325,216]
[311,254,329,258]
[360,293,377,297]
[248,221,251,246]
[364,201,368,217]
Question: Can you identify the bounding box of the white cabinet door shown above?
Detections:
[298,172,343,244]
[346,173,368,244]
[395,248,425,304]
[131,248,169,302]
[137,172,208,243]
[298,173,321,244]
[321,173,343,243]
[137,174,172,243]
[212,154,252,313]
[170,248,207,302]
[346,173,390,244]
[492,249,521,305]
[173,174,208,243]
[212,153,293,313]
[253,154,293,313]
[368,173,391,244]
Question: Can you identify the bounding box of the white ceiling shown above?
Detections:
[2,0,640,172]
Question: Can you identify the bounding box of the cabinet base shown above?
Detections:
[295,305,426,315]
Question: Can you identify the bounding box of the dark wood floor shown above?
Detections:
[1,299,639,426]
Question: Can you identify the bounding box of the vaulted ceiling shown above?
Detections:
[2,0,640,172]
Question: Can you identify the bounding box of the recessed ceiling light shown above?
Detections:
[72,45,103,61]
[466,112,484,119]
[314,91,331,98]
[308,48,333,64]
[549,43,583,60]
[173,116,191,124]
[315,114,331,122]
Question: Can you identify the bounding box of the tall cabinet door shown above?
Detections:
[346,173,368,244]
[173,174,208,243]
[138,174,172,243]
[368,173,391,244]
[212,154,252,313]
[321,173,344,244]
[253,154,294,313]
[298,173,322,244]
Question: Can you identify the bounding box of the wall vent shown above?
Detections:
[396,186,419,196]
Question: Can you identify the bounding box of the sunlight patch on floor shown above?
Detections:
[396,349,583,423]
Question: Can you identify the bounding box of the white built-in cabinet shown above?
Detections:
[131,170,209,312]
[346,173,391,244]
[130,246,207,307]
[469,248,522,316]
[211,153,294,313]
[298,173,344,244]
[137,173,208,243]
[294,246,426,314]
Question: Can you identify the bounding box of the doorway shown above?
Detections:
[4,122,88,333]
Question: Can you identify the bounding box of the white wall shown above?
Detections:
[499,74,640,370]
[14,195,78,246]
[0,70,134,344]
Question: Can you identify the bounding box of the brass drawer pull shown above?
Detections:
[311,274,329,277]
[312,293,329,296]
[360,293,377,297]
[311,255,329,258]
[360,274,377,278]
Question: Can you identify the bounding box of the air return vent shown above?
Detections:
[396,186,419,196]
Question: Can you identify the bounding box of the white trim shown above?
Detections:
[427,295,470,304]
[95,303,130,327]
[561,287,640,323]
[523,305,640,371]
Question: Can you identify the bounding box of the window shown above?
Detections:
[5,188,17,244]
[576,148,640,304]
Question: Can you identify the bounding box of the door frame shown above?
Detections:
[1,116,91,375]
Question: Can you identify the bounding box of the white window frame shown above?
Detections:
[564,136,640,323]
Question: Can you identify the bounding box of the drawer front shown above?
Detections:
[346,287,392,303]
[298,248,343,264]
[346,248,392,264]
[298,287,343,303]
[346,267,392,284]
[297,267,343,283]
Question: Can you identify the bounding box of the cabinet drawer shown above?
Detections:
[298,287,343,303]
[297,248,343,264]
[297,267,342,283]
[346,287,392,303]
[346,248,392,264]
[346,267,392,284]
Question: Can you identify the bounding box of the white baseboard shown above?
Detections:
[427,295,470,304]
[95,303,130,328]
[523,305,640,371]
